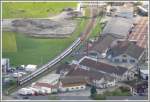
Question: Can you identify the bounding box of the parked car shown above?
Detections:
[7,69,15,73]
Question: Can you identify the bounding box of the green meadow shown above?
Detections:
[2,32,17,52]
[3,2,77,18]
[2,2,89,66]
[2,19,88,66]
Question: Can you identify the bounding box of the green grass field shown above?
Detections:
[3,2,77,18]
[2,2,89,66]
[2,32,17,52]
[2,18,88,66]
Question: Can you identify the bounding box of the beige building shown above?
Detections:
[59,76,87,92]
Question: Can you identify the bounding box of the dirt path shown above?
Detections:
[80,7,97,41]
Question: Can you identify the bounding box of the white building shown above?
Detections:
[18,88,35,96]
[140,70,148,80]
[39,74,60,85]
[93,77,116,88]
[18,82,58,96]
[12,72,22,78]
[2,58,10,73]
[25,64,37,72]
[59,76,86,92]
[107,40,145,64]
[32,82,57,94]
[139,63,148,80]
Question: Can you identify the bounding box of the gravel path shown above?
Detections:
[2,11,77,38]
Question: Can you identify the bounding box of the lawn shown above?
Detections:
[2,18,88,66]
[2,32,17,52]
[92,87,131,100]
[2,2,77,18]
[2,2,89,67]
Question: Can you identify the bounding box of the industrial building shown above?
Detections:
[59,76,87,92]
[38,74,60,85]
[2,58,10,73]
[78,56,135,81]
[106,40,145,64]
[101,17,133,39]
[89,34,118,58]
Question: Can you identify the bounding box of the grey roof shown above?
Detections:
[102,17,133,38]
[108,41,145,59]
[116,12,133,19]
[115,4,134,19]
[67,67,115,82]
[56,63,75,74]
[91,35,117,53]
[79,58,128,76]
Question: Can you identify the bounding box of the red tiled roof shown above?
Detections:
[60,76,87,87]
[79,58,128,75]
[129,17,148,48]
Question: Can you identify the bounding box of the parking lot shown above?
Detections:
[10,87,91,100]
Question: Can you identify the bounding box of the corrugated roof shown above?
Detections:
[102,17,133,38]
[67,68,115,82]
[90,35,117,53]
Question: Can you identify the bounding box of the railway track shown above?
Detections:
[18,7,97,85]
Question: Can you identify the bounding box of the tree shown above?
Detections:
[138,68,141,80]
[90,86,97,98]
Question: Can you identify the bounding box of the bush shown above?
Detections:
[119,86,130,92]
[90,86,97,98]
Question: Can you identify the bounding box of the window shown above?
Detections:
[130,59,135,63]
[76,87,79,89]
[122,59,127,63]
[114,59,119,62]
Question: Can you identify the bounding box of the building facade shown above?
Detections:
[2,58,10,73]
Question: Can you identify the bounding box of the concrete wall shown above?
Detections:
[59,85,86,92]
